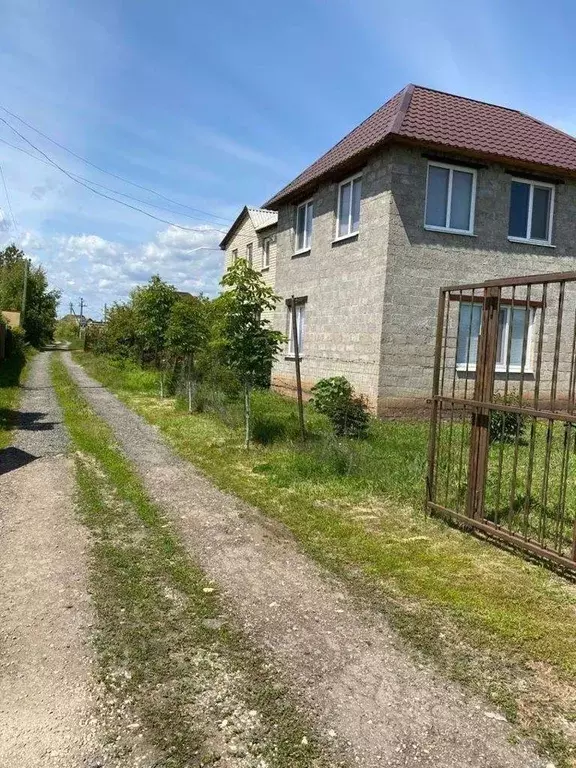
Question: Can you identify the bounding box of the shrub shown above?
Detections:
[310,376,370,438]
[490,392,527,443]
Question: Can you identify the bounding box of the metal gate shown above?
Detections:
[426,271,576,571]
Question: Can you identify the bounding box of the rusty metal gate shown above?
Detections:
[426,271,576,571]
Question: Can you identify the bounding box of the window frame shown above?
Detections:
[262,236,271,270]
[231,248,238,262]
[456,303,535,374]
[246,242,253,265]
[424,161,477,236]
[287,301,305,357]
[507,177,555,246]
[295,198,314,254]
[335,172,362,241]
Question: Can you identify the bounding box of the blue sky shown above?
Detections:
[1,0,576,317]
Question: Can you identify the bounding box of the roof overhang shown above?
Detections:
[219,205,249,250]
[264,136,576,209]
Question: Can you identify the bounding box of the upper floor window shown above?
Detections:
[425,162,476,235]
[246,242,253,266]
[262,237,271,269]
[508,179,554,245]
[232,248,238,262]
[296,199,313,253]
[337,174,362,239]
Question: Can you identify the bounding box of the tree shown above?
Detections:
[131,275,178,365]
[220,259,283,448]
[165,295,209,367]
[0,244,59,347]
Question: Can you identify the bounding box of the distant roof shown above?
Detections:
[265,84,576,207]
[219,206,278,249]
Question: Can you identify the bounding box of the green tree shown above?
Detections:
[165,295,209,367]
[220,259,283,448]
[0,244,59,347]
[131,275,178,365]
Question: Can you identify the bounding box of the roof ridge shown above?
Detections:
[390,84,415,134]
[518,111,576,147]
[264,84,409,205]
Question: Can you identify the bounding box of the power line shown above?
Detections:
[0,135,230,225]
[0,116,227,235]
[0,104,233,224]
[0,162,18,236]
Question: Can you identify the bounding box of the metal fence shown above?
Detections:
[426,271,576,572]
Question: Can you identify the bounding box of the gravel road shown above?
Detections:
[0,351,102,767]
[63,352,549,768]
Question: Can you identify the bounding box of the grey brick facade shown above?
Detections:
[271,142,576,413]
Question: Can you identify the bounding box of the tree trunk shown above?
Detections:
[244,382,251,449]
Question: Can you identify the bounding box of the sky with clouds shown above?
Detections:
[1,0,576,318]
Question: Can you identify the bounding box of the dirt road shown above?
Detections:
[0,351,102,767]
[62,352,549,768]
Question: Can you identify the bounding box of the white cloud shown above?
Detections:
[4,224,224,319]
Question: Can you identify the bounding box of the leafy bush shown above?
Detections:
[310,376,370,438]
[6,326,26,359]
[490,392,527,443]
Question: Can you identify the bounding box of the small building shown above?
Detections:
[219,206,278,319]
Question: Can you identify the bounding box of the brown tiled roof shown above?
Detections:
[265,85,576,207]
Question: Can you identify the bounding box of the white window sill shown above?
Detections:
[285,354,303,360]
[456,364,534,375]
[332,231,359,244]
[261,266,270,272]
[424,225,477,237]
[507,236,555,248]
[293,248,311,257]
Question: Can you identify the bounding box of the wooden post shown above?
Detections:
[291,295,306,442]
[466,286,500,520]
[426,288,447,509]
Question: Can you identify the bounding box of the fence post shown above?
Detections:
[466,286,500,520]
[426,288,446,510]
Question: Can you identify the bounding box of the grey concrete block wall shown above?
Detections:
[272,149,392,410]
[270,141,576,414]
[380,144,576,411]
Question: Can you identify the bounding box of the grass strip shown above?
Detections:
[0,350,30,448]
[73,351,576,766]
[51,355,332,768]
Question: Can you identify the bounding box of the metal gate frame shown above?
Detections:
[426,271,576,572]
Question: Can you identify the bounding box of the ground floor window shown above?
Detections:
[456,303,534,372]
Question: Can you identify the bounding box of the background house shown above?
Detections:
[220,206,278,321]
[264,84,576,414]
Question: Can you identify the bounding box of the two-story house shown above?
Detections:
[220,206,278,322]
[263,84,576,414]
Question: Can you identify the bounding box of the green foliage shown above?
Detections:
[310,376,370,438]
[220,259,283,388]
[131,275,178,364]
[220,259,283,446]
[0,244,59,347]
[55,315,79,343]
[490,392,527,444]
[86,303,137,358]
[166,295,209,361]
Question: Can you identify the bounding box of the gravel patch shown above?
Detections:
[63,353,548,768]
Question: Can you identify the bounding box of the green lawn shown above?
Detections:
[74,351,576,765]
[0,350,28,448]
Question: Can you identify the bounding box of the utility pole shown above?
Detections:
[79,297,85,339]
[103,303,108,323]
[20,258,29,322]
